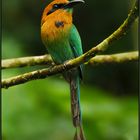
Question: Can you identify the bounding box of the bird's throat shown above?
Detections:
[41,10,72,42]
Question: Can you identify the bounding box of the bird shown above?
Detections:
[41,0,85,140]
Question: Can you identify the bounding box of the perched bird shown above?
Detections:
[41,0,85,139]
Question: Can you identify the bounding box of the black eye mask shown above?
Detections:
[47,4,65,15]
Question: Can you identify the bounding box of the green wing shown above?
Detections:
[69,24,83,57]
[69,24,83,79]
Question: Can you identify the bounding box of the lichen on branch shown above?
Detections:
[87,51,138,65]
[2,51,138,69]
[2,55,53,69]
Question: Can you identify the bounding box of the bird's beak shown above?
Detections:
[64,0,85,9]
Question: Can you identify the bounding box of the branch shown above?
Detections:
[2,51,138,69]
[2,55,54,69]
[1,0,138,89]
[2,51,138,89]
[87,51,138,65]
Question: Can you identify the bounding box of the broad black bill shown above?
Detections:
[64,0,85,9]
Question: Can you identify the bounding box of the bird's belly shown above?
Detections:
[46,41,74,64]
[41,22,74,64]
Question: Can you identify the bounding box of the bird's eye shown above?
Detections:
[53,4,64,9]
[53,4,59,9]
[47,4,65,16]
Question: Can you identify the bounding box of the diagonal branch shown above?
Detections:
[1,0,138,89]
[66,0,138,67]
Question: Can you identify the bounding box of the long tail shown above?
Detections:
[70,77,86,140]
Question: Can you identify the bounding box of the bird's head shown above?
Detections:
[41,0,85,25]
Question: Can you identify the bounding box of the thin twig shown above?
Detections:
[1,0,138,89]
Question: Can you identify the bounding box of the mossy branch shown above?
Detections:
[2,51,138,89]
[2,55,54,69]
[2,51,138,69]
[1,0,138,89]
[2,51,138,88]
[87,51,138,65]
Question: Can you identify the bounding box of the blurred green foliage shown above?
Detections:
[2,78,138,140]
[2,0,138,140]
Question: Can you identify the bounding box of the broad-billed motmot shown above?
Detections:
[41,0,85,139]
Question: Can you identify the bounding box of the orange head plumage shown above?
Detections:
[41,0,84,25]
[41,0,84,42]
[41,0,69,26]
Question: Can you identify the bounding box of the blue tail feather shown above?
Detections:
[70,76,86,140]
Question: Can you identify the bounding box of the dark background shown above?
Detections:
[2,0,138,140]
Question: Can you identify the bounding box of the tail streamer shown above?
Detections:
[70,77,86,140]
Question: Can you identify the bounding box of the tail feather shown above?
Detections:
[70,77,86,140]
[74,125,86,140]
